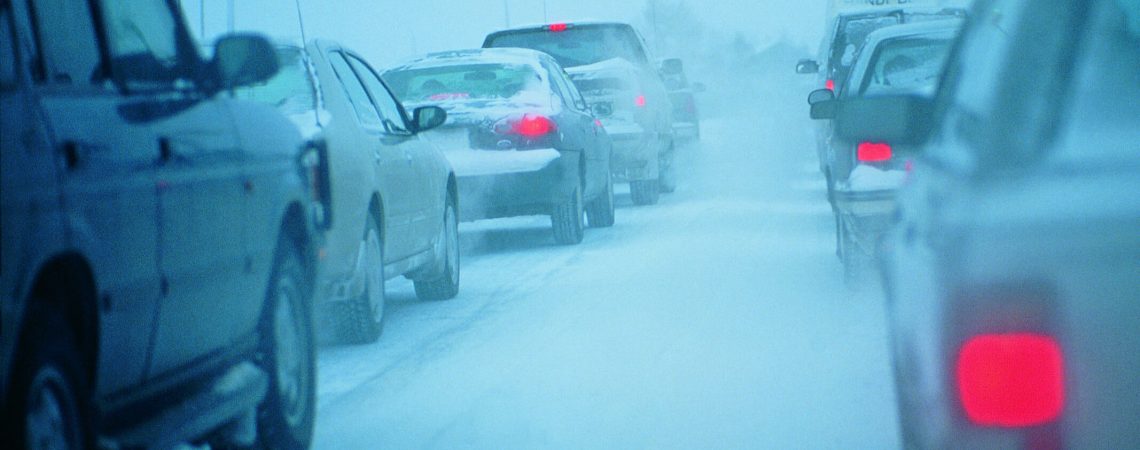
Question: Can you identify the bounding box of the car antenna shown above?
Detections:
[294,0,308,44]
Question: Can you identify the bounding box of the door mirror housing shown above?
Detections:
[834,95,935,146]
[808,89,837,120]
[659,58,684,76]
[411,106,447,133]
[212,33,278,91]
[796,59,820,74]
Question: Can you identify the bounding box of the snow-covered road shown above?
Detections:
[312,89,901,448]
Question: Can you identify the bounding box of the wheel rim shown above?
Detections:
[273,279,309,428]
[365,229,384,324]
[444,204,459,285]
[26,367,81,450]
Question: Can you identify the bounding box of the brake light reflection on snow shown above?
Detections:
[956,334,1065,428]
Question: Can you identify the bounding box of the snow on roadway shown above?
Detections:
[312,88,901,448]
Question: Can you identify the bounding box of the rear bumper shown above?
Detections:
[455,150,579,221]
[834,188,897,217]
[672,122,699,141]
[607,129,658,181]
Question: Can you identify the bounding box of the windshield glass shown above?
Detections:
[385,63,545,103]
[486,26,648,68]
[233,47,316,115]
[860,36,954,96]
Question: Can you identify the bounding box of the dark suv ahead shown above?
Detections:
[484,22,676,205]
[1,0,324,448]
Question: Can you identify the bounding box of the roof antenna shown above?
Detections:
[294,0,308,43]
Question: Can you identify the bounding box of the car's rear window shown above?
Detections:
[234,48,316,116]
[485,26,648,68]
[384,63,544,102]
[860,36,954,96]
[572,77,632,96]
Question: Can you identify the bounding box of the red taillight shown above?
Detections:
[857,142,892,162]
[634,94,647,107]
[956,334,1065,427]
[549,23,568,32]
[511,114,556,138]
[826,79,835,91]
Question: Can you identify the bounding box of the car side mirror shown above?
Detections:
[660,58,684,76]
[590,102,613,118]
[834,95,935,146]
[796,59,820,75]
[411,106,447,133]
[807,89,836,120]
[212,33,278,90]
[691,82,707,93]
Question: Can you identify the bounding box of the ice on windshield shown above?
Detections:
[862,37,953,96]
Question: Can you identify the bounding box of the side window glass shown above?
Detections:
[327,52,383,129]
[99,0,188,89]
[562,71,590,112]
[1,5,15,87]
[944,0,1021,119]
[346,55,409,134]
[29,0,101,84]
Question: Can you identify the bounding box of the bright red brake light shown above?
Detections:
[549,23,568,32]
[956,334,1065,427]
[634,95,647,107]
[857,142,892,162]
[826,79,835,91]
[512,114,557,138]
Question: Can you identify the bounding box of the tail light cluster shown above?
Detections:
[956,333,1065,427]
[826,79,835,91]
[857,142,892,163]
[486,113,559,149]
[299,138,332,230]
[634,94,647,108]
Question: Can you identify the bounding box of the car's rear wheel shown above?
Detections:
[415,199,461,300]
[5,314,90,450]
[586,171,615,228]
[256,238,316,449]
[552,182,585,245]
[335,216,385,344]
[630,179,660,205]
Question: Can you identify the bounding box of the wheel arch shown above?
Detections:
[18,253,100,385]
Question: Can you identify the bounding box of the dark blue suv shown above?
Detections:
[1,0,326,448]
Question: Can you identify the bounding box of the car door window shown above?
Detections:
[28,0,101,85]
[345,54,410,134]
[327,51,384,129]
[0,4,15,88]
[99,0,192,91]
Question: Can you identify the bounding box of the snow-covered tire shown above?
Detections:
[658,146,677,194]
[552,183,585,245]
[255,239,316,450]
[586,171,615,228]
[415,199,460,301]
[4,313,91,450]
[630,179,660,205]
[334,216,385,344]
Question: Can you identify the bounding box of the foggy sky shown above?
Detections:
[181,0,826,68]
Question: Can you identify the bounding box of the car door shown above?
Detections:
[23,0,162,395]
[347,53,442,255]
[547,59,608,196]
[325,51,421,260]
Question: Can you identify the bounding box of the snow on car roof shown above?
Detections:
[385,48,551,73]
[860,18,964,43]
[564,57,638,81]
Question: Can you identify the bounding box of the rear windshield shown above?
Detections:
[384,63,545,102]
[860,36,954,96]
[233,48,316,115]
[572,77,632,96]
[485,26,648,68]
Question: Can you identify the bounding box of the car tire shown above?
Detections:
[586,171,615,228]
[4,313,91,450]
[335,216,385,344]
[552,182,585,245]
[415,198,461,301]
[630,179,660,205]
[658,145,677,194]
[255,238,316,450]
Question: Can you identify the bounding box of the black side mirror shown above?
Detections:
[411,106,447,133]
[212,33,278,90]
[590,103,613,118]
[796,59,820,75]
[808,89,837,120]
[834,95,935,146]
[660,58,684,76]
